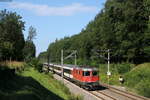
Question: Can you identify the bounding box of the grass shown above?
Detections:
[0,61,83,100]
[124,63,150,97]
[21,68,70,100]
[0,61,24,69]
[0,68,64,100]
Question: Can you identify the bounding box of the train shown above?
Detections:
[43,63,100,90]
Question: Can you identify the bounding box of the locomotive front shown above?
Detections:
[81,67,100,90]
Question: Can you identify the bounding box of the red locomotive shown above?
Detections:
[43,63,100,90]
[72,66,99,90]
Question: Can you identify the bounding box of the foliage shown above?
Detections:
[23,26,36,61]
[0,10,36,62]
[27,26,37,41]
[27,58,42,72]
[116,63,132,74]
[125,63,150,97]
[0,9,25,61]
[99,63,126,85]
[38,51,48,63]
[23,41,36,61]
[135,79,150,97]
[41,0,150,64]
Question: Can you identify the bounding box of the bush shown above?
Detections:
[27,58,43,72]
[90,60,99,67]
[124,63,150,97]
[135,79,150,97]
[116,63,132,74]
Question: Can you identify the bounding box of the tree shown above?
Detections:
[0,9,25,61]
[46,0,149,64]
[38,51,47,63]
[23,26,37,61]
[27,26,37,41]
[23,41,36,61]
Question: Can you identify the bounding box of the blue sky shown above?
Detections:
[0,0,106,56]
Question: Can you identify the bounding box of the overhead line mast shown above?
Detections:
[61,49,77,83]
[61,50,64,83]
[93,49,111,84]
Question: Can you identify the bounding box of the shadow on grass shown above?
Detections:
[0,66,64,100]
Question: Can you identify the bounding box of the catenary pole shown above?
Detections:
[108,49,110,74]
[61,49,64,83]
[107,49,111,84]
[75,51,77,66]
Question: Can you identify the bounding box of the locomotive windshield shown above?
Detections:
[83,71,90,76]
[92,71,98,76]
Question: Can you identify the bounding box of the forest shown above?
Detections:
[39,0,150,65]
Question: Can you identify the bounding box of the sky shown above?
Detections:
[0,0,106,56]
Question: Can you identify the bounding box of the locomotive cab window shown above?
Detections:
[83,71,90,76]
[92,71,98,76]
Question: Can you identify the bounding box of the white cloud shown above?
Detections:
[8,2,98,16]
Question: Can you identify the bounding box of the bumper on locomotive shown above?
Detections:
[82,81,100,90]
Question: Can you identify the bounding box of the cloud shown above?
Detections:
[8,2,98,16]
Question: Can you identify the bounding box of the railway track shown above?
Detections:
[87,86,149,100]
[95,91,117,100]
[89,91,105,100]
[101,83,149,100]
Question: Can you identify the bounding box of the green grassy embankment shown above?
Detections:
[125,63,150,97]
[0,62,83,100]
[99,63,150,98]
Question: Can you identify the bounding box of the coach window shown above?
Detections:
[92,71,98,76]
[64,69,71,74]
[83,71,90,76]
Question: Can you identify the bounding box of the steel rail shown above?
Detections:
[102,83,149,100]
[89,91,105,100]
[96,91,117,100]
[108,89,137,100]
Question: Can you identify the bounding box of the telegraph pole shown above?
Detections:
[61,49,64,83]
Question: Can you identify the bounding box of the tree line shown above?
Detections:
[0,10,36,61]
[39,0,150,65]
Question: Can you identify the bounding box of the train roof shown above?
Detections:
[50,63,98,71]
[75,66,98,71]
[44,63,98,71]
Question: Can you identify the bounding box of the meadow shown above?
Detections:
[0,61,83,100]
